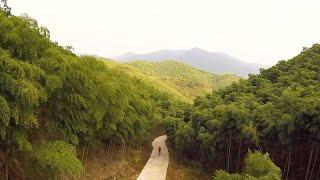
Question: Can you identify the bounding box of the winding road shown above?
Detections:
[137,135,169,180]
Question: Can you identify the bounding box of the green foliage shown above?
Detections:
[0,95,9,139]
[213,152,281,180]
[213,170,243,180]
[13,129,32,151]
[0,47,46,152]
[0,8,177,178]
[0,11,50,60]
[166,44,320,178]
[244,151,281,179]
[174,122,196,155]
[104,60,240,103]
[32,141,83,177]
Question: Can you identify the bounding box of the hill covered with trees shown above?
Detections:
[0,5,240,177]
[165,44,320,179]
[128,60,240,101]
[103,60,240,103]
[0,7,177,179]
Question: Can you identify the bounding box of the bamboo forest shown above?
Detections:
[1,1,320,180]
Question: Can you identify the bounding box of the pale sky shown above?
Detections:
[9,0,320,65]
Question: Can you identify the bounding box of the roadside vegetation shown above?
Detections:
[0,6,177,179]
[0,4,220,179]
[165,44,320,179]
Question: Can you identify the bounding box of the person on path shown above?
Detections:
[158,146,161,155]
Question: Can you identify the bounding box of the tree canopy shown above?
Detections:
[0,8,176,179]
[165,44,320,179]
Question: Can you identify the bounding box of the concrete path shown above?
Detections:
[137,135,169,180]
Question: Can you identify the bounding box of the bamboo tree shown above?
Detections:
[227,130,232,172]
[309,144,319,180]
[305,142,314,180]
[236,140,242,171]
[285,146,292,180]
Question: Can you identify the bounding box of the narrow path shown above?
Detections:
[137,135,169,180]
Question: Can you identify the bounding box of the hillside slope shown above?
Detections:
[164,44,320,179]
[103,60,240,103]
[115,48,265,77]
[0,9,178,179]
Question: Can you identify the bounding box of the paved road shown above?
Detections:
[137,135,169,180]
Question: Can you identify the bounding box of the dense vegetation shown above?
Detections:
[165,44,320,179]
[214,151,281,180]
[102,59,193,103]
[0,7,174,179]
[106,60,236,103]
[129,60,240,101]
[106,60,239,103]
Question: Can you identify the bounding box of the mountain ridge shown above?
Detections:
[114,48,265,77]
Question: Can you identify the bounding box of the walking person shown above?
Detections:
[158,146,161,155]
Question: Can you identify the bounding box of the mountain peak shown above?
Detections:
[189,47,207,52]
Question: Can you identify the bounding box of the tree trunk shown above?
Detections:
[121,142,126,160]
[283,152,289,178]
[5,127,12,180]
[227,131,232,172]
[42,111,45,128]
[237,140,242,171]
[106,139,112,162]
[10,128,13,157]
[270,149,275,161]
[139,136,143,147]
[120,142,123,160]
[5,137,8,180]
[85,145,90,160]
[316,156,320,179]
[285,146,292,180]
[110,140,114,160]
[309,144,319,180]
[81,141,88,163]
[306,142,314,180]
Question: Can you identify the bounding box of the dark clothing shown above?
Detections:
[158,146,161,155]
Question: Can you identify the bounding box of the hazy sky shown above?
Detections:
[9,0,320,65]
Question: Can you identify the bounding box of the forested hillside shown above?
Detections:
[103,60,239,103]
[165,44,320,179]
[0,8,176,179]
[102,59,193,103]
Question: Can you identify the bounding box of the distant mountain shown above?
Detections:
[115,48,265,77]
[101,59,240,103]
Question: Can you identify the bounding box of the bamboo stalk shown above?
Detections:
[236,140,242,171]
[283,151,289,178]
[227,131,232,172]
[309,144,319,180]
[285,146,292,180]
[305,142,314,180]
